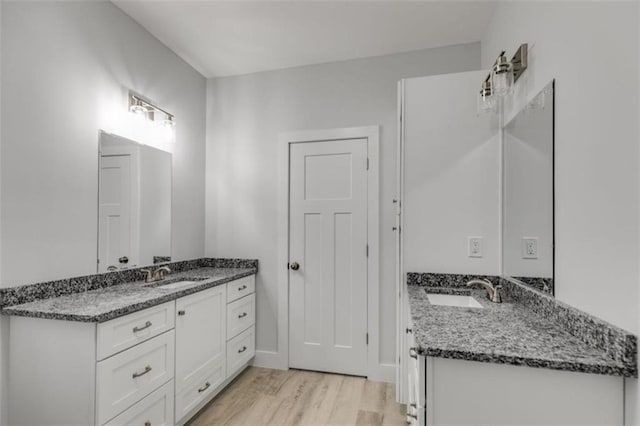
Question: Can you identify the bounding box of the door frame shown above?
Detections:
[275,126,382,380]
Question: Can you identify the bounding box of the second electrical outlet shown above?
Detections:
[468,236,484,258]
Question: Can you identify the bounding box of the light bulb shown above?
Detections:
[492,54,513,96]
[477,79,496,114]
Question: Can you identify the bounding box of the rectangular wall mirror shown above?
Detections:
[502,81,555,294]
[98,131,172,272]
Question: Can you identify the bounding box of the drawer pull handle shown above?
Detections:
[198,382,211,393]
[144,422,151,426]
[133,321,152,333]
[238,312,247,319]
[132,365,152,379]
[238,285,247,291]
[238,346,247,353]
[409,348,418,359]
[178,310,186,316]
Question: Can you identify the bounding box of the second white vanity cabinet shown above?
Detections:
[8,274,256,426]
[404,298,624,426]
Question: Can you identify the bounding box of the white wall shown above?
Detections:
[481,2,639,423]
[205,43,480,369]
[403,70,500,276]
[1,2,206,423]
[1,1,206,287]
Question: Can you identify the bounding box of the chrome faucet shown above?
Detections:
[141,266,171,283]
[467,279,502,303]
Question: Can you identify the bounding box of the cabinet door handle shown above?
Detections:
[238,285,247,291]
[133,321,152,333]
[144,421,151,426]
[132,365,152,379]
[409,348,418,359]
[178,310,186,316]
[198,382,211,393]
[238,312,247,319]
[406,328,413,334]
[238,346,247,353]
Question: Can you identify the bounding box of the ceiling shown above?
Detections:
[113,1,496,78]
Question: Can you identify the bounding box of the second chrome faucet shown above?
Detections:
[467,279,502,303]
[141,266,171,283]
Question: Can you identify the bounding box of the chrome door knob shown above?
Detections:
[290,262,300,271]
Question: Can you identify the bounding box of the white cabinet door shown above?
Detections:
[175,285,227,394]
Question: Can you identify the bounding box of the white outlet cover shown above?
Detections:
[468,236,483,258]
[522,237,539,259]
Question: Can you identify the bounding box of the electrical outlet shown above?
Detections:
[468,237,483,258]
[522,237,538,259]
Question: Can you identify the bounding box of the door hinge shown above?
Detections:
[366,244,369,257]
[366,158,369,170]
[366,333,369,345]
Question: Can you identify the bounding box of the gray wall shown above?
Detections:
[482,1,639,423]
[0,1,207,422]
[205,43,481,368]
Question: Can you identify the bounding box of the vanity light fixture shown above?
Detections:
[128,92,176,128]
[477,43,528,114]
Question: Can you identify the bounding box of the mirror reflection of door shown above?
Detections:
[98,131,172,273]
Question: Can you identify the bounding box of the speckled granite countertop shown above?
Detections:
[2,267,255,323]
[408,284,635,377]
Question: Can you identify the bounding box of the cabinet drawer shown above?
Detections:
[103,380,174,426]
[226,325,255,377]
[226,293,255,339]
[97,331,175,425]
[97,302,175,360]
[175,363,226,424]
[226,275,255,303]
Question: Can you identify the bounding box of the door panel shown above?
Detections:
[99,155,134,272]
[289,138,368,376]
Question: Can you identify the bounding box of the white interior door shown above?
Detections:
[289,138,368,376]
[99,155,134,272]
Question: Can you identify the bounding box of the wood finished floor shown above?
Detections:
[188,367,406,426]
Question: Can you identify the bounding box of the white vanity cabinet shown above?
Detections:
[8,274,257,426]
[174,285,227,424]
[405,303,624,426]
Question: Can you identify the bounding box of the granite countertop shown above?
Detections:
[2,267,256,323]
[408,285,633,376]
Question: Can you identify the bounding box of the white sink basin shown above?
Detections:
[144,280,200,290]
[157,280,198,290]
[426,293,483,308]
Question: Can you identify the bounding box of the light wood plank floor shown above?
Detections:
[188,367,406,426]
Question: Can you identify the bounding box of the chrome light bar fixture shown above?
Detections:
[129,92,176,128]
[478,43,528,113]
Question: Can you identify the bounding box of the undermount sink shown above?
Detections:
[143,277,208,289]
[426,293,483,308]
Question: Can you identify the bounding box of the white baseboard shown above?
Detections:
[251,350,287,370]
[368,363,397,384]
[252,350,396,385]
